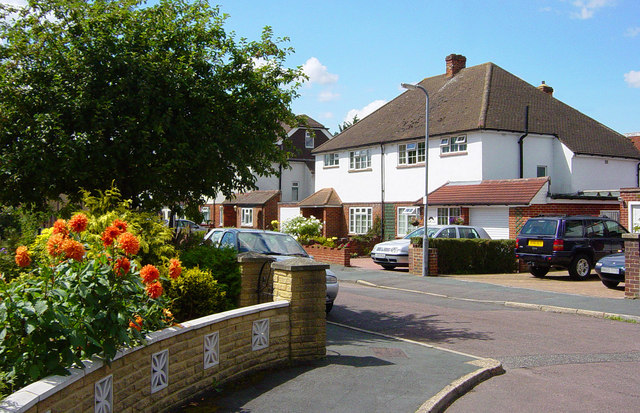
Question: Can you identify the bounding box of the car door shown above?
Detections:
[603,220,627,255]
[585,219,608,261]
[219,231,237,249]
[436,227,457,238]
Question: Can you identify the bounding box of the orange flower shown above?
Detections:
[101,226,120,247]
[52,219,68,236]
[140,264,160,284]
[145,281,163,299]
[47,233,66,257]
[112,219,127,234]
[129,315,143,331]
[15,246,31,267]
[114,257,131,277]
[68,213,88,233]
[62,239,85,261]
[117,232,140,256]
[168,258,182,279]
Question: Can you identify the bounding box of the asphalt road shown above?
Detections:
[328,281,640,412]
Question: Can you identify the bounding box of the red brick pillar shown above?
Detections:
[623,233,640,299]
[408,245,438,276]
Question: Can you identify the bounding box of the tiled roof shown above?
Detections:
[222,190,280,206]
[283,114,325,134]
[313,62,639,160]
[425,177,550,206]
[298,188,343,207]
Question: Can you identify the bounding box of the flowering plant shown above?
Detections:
[0,213,181,393]
[450,216,464,225]
[280,215,323,241]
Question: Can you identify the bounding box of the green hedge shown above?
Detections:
[412,237,517,274]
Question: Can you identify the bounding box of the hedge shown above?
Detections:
[412,237,517,274]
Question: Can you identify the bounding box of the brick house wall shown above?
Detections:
[619,188,640,231]
[342,203,383,236]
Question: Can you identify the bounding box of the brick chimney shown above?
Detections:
[537,81,554,96]
[445,54,466,78]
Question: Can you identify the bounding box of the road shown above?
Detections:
[327,281,640,412]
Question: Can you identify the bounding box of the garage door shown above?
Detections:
[279,207,301,223]
[469,207,509,239]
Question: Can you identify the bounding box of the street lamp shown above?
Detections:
[401,83,429,277]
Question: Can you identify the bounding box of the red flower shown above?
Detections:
[112,219,128,234]
[145,281,163,299]
[114,257,131,277]
[47,233,66,257]
[68,213,88,233]
[117,232,140,256]
[140,264,159,284]
[62,239,85,261]
[129,315,143,331]
[15,246,31,267]
[168,258,182,279]
[52,219,68,236]
[101,226,120,247]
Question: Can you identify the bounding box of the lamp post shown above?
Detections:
[401,83,429,277]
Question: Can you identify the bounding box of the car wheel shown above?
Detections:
[601,280,620,289]
[325,302,333,313]
[381,264,396,270]
[529,266,549,278]
[569,254,592,280]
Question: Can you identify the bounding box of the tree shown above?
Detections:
[335,115,359,135]
[0,0,303,215]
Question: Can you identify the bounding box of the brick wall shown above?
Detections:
[303,244,351,266]
[3,258,328,413]
[408,245,438,276]
[620,188,640,230]
[623,233,640,299]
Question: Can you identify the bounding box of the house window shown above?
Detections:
[324,153,339,167]
[241,208,253,226]
[349,207,372,234]
[437,207,461,225]
[349,149,371,170]
[440,135,467,155]
[201,207,210,223]
[305,130,314,148]
[397,207,419,236]
[537,165,548,177]
[292,182,299,201]
[398,142,425,165]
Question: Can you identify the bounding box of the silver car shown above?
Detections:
[215,228,339,312]
[370,225,491,270]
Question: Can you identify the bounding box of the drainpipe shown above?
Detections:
[518,105,530,179]
[380,142,385,241]
[278,164,282,193]
[637,163,640,187]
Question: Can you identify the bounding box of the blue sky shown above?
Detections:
[216,0,640,135]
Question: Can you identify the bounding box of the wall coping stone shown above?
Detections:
[271,257,330,271]
[237,251,276,263]
[622,233,640,240]
[0,301,290,413]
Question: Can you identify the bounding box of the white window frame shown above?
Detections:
[305,130,314,148]
[397,207,419,236]
[440,135,467,155]
[398,142,426,165]
[349,149,371,170]
[241,208,253,227]
[324,153,339,167]
[437,207,461,225]
[537,165,548,177]
[349,207,372,234]
[291,182,299,202]
[201,206,210,223]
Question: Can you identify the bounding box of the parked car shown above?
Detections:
[203,228,225,246]
[370,225,491,270]
[213,228,339,312]
[515,215,628,280]
[164,219,207,232]
[595,253,625,289]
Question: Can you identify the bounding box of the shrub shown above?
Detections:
[280,215,322,242]
[165,267,228,322]
[178,245,241,308]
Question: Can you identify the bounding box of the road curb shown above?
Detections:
[415,358,505,413]
[353,279,640,323]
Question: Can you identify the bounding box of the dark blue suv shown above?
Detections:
[515,215,627,280]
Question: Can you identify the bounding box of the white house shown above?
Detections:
[307,54,639,240]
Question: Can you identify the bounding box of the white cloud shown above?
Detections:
[344,99,386,123]
[302,57,338,85]
[625,27,640,37]
[624,70,640,87]
[570,0,614,19]
[321,112,334,119]
[318,90,340,102]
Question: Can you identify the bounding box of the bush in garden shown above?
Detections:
[280,215,323,242]
[0,207,49,281]
[165,267,228,322]
[0,214,182,395]
[178,245,241,308]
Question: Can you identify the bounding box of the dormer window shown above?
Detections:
[305,130,314,148]
[440,135,467,155]
[399,142,425,165]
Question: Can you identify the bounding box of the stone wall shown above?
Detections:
[2,258,328,413]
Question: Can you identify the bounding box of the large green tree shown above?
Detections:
[0,0,302,214]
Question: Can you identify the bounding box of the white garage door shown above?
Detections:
[279,207,301,223]
[469,207,509,239]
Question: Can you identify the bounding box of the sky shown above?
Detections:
[3,0,639,135]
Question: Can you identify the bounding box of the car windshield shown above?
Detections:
[404,227,425,239]
[237,232,309,256]
[520,219,558,236]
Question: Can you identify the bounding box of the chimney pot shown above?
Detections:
[445,54,466,78]
[537,81,554,96]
